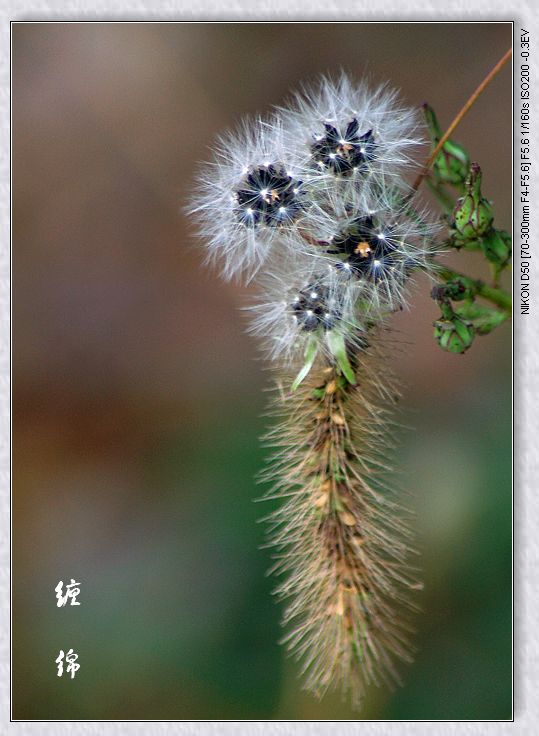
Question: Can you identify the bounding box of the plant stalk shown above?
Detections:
[437,266,512,314]
[412,47,512,193]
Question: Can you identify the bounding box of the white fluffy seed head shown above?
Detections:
[277,74,424,189]
[247,255,368,366]
[188,72,439,313]
[298,184,442,315]
[187,115,311,281]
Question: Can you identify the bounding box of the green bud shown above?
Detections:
[433,315,475,354]
[480,228,512,268]
[423,104,470,187]
[452,163,494,241]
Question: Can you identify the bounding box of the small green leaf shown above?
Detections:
[327,331,356,385]
[291,336,319,391]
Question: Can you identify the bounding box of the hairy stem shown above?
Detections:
[262,345,419,708]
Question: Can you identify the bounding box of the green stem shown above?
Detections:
[437,266,512,314]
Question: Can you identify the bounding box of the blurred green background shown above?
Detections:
[12,22,511,720]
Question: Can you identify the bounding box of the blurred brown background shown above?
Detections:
[13,22,512,720]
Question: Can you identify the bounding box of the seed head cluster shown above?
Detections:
[190,75,438,362]
[189,74,438,709]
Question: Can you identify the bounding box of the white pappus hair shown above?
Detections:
[187,114,313,281]
[277,74,424,200]
[247,254,368,366]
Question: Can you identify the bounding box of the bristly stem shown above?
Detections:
[412,47,512,193]
[262,349,418,707]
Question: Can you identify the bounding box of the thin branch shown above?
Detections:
[412,47,512,193]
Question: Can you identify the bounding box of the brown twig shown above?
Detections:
[412,47,512,193]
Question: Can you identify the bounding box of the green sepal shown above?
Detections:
[454,302,508,335]
[480,228,512,268]
[291,336,319,391]
[449,233,482,251]
[453,316,474,344]
[327,331,356,385]
[433,315,475,354]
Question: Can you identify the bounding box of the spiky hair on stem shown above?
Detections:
[259,339,421,708]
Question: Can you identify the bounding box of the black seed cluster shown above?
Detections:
[330,217,398,281]
[311,119,376,175]
[328,217,398,281]
[235,165,303,227]
[289,283,340,332]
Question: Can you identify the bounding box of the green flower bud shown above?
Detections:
[433,315,475,354]
[480,228,512,268]
[423,104,470,187]
[452,163,494,241]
